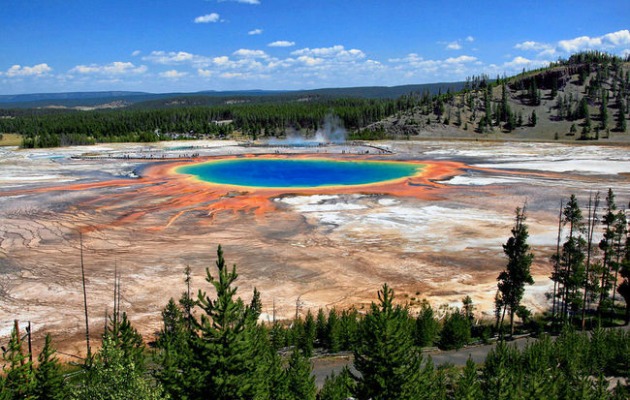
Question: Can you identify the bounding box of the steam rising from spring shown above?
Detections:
[268,113,346,146]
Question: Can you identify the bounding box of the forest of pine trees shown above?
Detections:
[1,51,628,148]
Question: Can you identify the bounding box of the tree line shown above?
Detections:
[0,98,408,148]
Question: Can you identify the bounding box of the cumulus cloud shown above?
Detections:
[70,62,147,75]
[515,29,630,57]
[194,13,220,23]
[388,53,481,80]
[233,49,268,58]
[503,56,549,69]
[291,45,365,60]
[514,41,546,51]
[143,51,210,66]
[197,68,213,77]
[248,28,263,35]
[558,30,630,52]
[465,36,474,42]
[131,50,141,57]
[159,70,188,79]
[4,63,52,77]
[268,40,295,48]
[446,42,462,50]
[445,55,477,63]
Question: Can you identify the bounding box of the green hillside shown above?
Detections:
[369,51,630,142]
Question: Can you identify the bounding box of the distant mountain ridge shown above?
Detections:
[0,83,465,109]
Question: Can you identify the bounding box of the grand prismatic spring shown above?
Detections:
[176,158,425,188]
[1,140,630,354]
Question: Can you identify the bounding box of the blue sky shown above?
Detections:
[1,0,629,95]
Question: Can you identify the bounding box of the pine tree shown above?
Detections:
[1,325,35,399]
[325,309,341,353]
[414,300,440,347]
[74,335,165,400]
[558,195,587,321]
[154,298,200,398]
[318,368,355,400]
[33,334,68,400]
[297,310,317,357]
[482,342,522,399]
[352,284,425,399]
[617,101,627,132]
[599,189,618,315]
[191,245,263,399]
[454,357,483,400]
[440,310,471,350]
[315,308,327,348]
[497,207,534,335]
[285,349,316,400]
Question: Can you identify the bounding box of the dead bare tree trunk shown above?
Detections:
[80,232,91,361]
[582,192,599,330]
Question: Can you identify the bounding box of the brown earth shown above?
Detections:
[1,140,629,359]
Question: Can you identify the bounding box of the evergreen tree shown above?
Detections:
[296,310,317,357]
[440,310,471,350]
[154,298,200,399]
[482,342,522,399]
[33,334,68,400]
[599,189,618,315]
[414,300,440,347]
[315,308,327,348]
[618,231,630,324]
[318,368,354,400]
[555,195,587,322]
[496,207,534,335]
[103,311,145,372]
[454,357,483,400]
[191,245,263,399]
[338,309,359,351]
[352,284,425,399]
[73,335,166,400]
[1,325,35,399]
[285,349,316,400]
[325,309,341,353]
[600,90,609,130]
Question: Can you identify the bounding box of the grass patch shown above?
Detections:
[0,133,22,146]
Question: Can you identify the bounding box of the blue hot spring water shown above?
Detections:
[176,158,423,188]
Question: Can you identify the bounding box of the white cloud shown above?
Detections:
[131,50,141,57]
[268,40,295,48]
[159,70,188,79]
[465,36,474,42]
[70,62,147,75]
[557,30,630,53]
[445,55,477,63]
[233,49,268,58]
[221,72,245,79]
[291,45,365,60]
[446,41,462,50]
[143,51,210,66]
[515,30,630,57]
[4,63,52,77]
[248,28,263,35]
[194,13,220,23]
[295,56,324,66]
[514,41,550,51]
[197,68,213,77]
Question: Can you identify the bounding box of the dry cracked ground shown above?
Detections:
[1,140,629,357]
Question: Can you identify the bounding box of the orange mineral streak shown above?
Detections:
[4,155,470,232]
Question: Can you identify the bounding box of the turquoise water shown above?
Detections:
[177,158,422,188]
